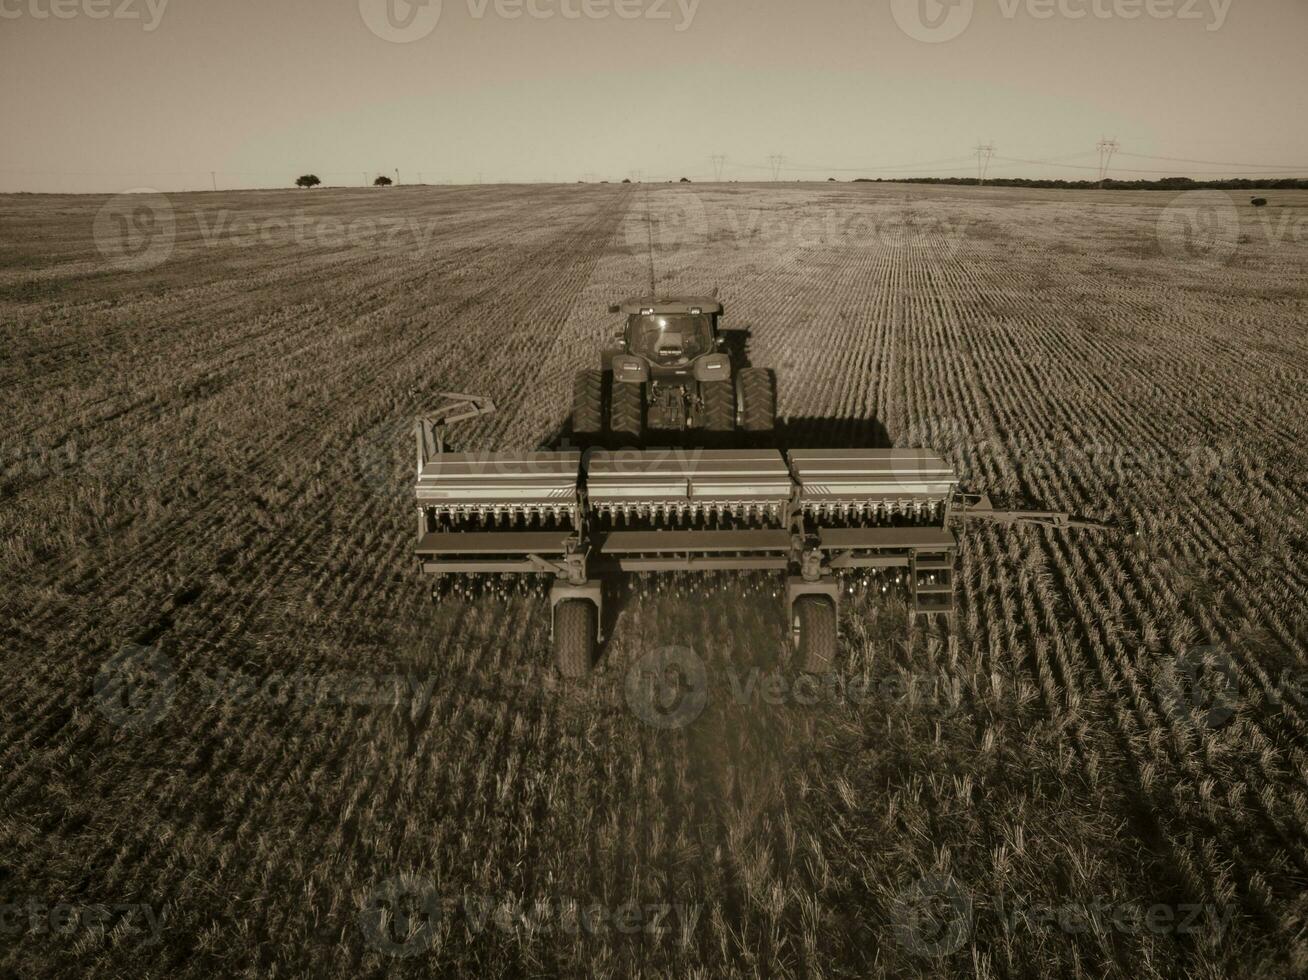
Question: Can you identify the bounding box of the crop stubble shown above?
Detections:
[1,182,1306,977]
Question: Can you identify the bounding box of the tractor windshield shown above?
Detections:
[630,314,713,366]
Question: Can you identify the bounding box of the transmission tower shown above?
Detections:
[767,155,785,181]
[1096,137,1120,187]
[711,155,726,182]
[974,143,996,185]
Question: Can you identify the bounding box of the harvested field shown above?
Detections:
[2,181,1307,977]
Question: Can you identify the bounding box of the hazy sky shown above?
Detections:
[2,0,1306,192]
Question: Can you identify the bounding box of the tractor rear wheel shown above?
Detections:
[702,381,735,432]
[792,596,836,674]
[610,381,644,443]
[554,600,596,678]
[738,368,776,432]
[572,370,605,436]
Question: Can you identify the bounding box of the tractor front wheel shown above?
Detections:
[610,381,644,443]
[572,370,605,436]
[702,381,735,432]
[738,368,776,432]
[792,596,836,674]
[554,600,596,678]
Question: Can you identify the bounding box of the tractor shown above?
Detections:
[571,296,776,440]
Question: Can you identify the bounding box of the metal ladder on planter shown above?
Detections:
[910,549,956,620]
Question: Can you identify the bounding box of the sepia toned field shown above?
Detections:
[2,181,1307,978]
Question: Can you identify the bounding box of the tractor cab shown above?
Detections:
[610,297,723,372]
[574,294,774,439]
[631,312,714,367]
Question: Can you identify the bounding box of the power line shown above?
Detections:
[995,155,1307,176]
[1118,151,1308,169]
[975,142,996,184]
[1096,137,1119,187]
[774,154,978,174]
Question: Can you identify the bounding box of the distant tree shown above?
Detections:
[680,177,691,183]
[373,176,392,186]
[828,177,837,182]
[295,174,321,189]
[621,178,631,184]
